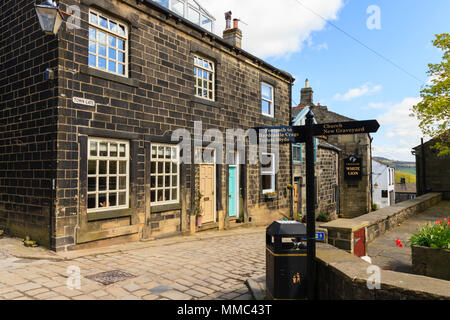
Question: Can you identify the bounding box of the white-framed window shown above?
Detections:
[88,9,128,77]
[261,82,274,117]
[194,55,215,101]
[87,138,129,212]
[293,144,302,163]
[151,144,180,206]
[261,153,276,194]
[152,0,214,32]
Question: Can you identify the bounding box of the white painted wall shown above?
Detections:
[372,160,395,209]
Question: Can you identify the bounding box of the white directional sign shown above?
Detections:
[72,97,96,107]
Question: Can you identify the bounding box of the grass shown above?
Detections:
[395,170,416,184]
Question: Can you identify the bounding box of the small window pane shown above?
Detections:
[89,54,96,67]
[151,162,156,174]
[109,21,117,32]
[88,194,96,209]
[108,60,116,73]
[89,41,96,53]
[158,146,164,158]
[89,28,96,40]
[172,188,178,200]
[98,31,106,44]
[109,193,117,207]
[109,48,116,60]
[118,39,125,50]
[99,16,108,28]
[90,13,98,24]
[262,83,272,100]
[157,190,163,202]
[172,175,178,187]
[151,176,156,189]
[90,142,97,156]
[109,161,117,174]
[118,64,124,75]
[99,161,107,174]
[99,143,108,156]
[88,177,96,192]
[119,144,126,157]
[119,161,127,174]
[119,177,126,190]
[118,25,126,36]
[119,192,126,205]
[118,51,124,62]
[262,175,273,191]
[165,189,170,202]
[172,0,184,15]
[151,190,156,202]
[99,194,107,207]
[109,177,117,191]
[98,57,106,69]
[88,160,97,175]
[158,162,163,174]
[98,44,106,57]
[262,100,270,115]
[99,177,107,191]
[108,35,117,47]
[110,144,118,157]
[188,7,200,24]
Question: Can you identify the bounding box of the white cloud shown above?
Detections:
[201,0,344,58]
[372,97,423,161]
[333,83,382,101]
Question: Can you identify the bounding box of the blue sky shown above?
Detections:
[203,0,449,161]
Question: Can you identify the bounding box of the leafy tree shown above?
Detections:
[412,33,450,156]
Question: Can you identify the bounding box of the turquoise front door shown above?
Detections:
[228,166,237,217]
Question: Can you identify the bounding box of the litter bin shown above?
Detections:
[266,220,307,300]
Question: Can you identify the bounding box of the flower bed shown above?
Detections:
[410,218,450,280]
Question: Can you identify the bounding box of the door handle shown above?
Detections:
[204,197,210,201]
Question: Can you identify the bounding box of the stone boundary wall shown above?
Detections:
[316,243,450,300]
[353,192,442,243]
[322,193,442,254]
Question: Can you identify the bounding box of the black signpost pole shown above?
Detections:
[305,111,316,300]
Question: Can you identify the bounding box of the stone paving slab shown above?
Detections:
[0,227,267,300]
[367,201,450,273]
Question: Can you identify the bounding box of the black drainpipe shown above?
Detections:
[289,76,294,219]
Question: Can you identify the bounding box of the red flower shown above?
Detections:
[437,220,442,224]
[395,238,403,247]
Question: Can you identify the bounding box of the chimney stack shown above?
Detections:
[300,78,314,106]
[223,12,242,48]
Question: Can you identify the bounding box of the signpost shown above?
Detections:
[257,126,300,144]
[259,112,380,300]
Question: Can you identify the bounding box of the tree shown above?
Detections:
[412,33,450,156]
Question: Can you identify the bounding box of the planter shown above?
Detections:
[411,245,450,280]
[196,215,203,227]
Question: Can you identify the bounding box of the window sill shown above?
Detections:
[87,208,133,222]
[151,203,182,213]
[80,65,139,87]
[192,96,220,108]
[262,114,276,121]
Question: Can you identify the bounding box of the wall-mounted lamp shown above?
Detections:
[35,0,64,35]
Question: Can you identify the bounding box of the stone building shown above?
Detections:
[371,158,395,208]
[413,133,450,200]
[294,81,373,218]
[395,181,416,203]
[0,0,294,251]
[291,98,340,220]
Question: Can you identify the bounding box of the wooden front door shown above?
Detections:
[200,164,215,223]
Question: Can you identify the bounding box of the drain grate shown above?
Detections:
[86,270,136,285]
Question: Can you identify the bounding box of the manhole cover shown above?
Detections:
[86,270,136,285]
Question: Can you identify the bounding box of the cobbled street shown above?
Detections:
[0,227,267,300]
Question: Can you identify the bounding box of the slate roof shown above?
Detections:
[309,105,354,124]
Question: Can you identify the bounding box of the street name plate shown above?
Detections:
[73,97,96,107]
[312,120,380,136]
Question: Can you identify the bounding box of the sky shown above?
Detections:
[200,0,450,161]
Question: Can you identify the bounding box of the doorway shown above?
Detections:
[228,152,239,218]
[199,148,216,224]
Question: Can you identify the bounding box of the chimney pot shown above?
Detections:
[223,15,242,48]
[300,79,314,106]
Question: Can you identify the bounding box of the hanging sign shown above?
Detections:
[344,155,362,180]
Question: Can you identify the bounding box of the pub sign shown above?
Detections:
[344,155,362,180]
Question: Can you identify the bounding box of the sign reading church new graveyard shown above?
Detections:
[258,114,380,300]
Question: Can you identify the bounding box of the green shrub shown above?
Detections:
[409,218,450,249]
[371,203,378,211]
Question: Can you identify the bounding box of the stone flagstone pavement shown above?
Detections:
[0,227,268,300]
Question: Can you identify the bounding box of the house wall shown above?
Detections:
[292,143,339,219]
[372,160,395,209]
[415,140,450,200]
[0,0,293,251]
[0,0,59,247]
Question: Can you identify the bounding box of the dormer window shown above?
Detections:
[151,0,215,32]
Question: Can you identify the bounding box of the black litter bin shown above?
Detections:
[266,220,307,300]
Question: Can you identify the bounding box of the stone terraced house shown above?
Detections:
[0,0,295,251]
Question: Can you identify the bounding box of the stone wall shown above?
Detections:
[315,242,450,300]
[322,193,442,254]
[0,0,59,247]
